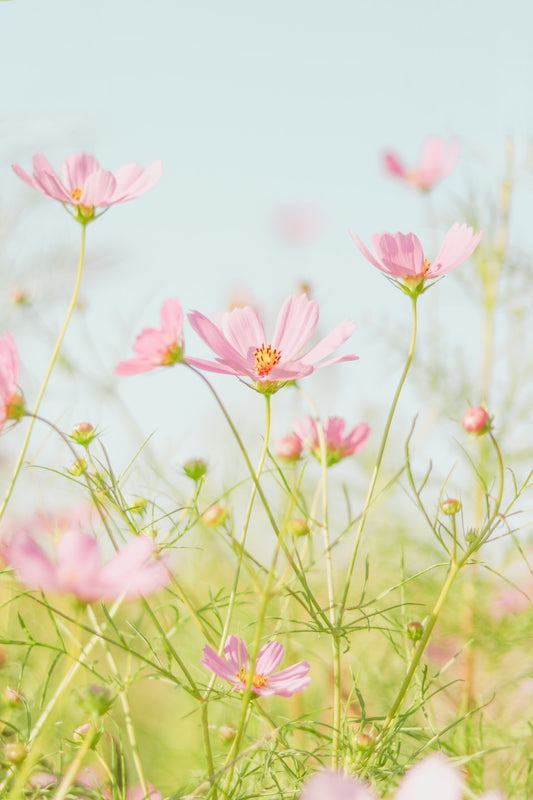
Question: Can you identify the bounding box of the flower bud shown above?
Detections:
[3,742,27,765]
[70,422,96,447]
[129,497,148,515]
[465,528,478,545]
[218,724,237,743]
[4,687,23,706]
[79,685,113,717]
[68,457,87,476]
[275,434,302,462]
[462,406,490,435]
[285,518,310,537]
[183,459,208,481]
[353,732,373,751]
[10,286,31,306]
[407,621,423,643]
[202,504,228,527]
[441,498,461,516]
[6,393,25,422]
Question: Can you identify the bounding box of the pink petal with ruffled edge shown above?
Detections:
[160,298,183,342]
[224,634,249,670]
[81,169,117,207]
[61,154,100,192]
[372,232,425,277]
[111,160,163,202]
[200,645,239,685]
[265,661,311,696]
[99,536,168,600]
[255,640,284,674]
[271,294,319,359]
[298,319,356,366]
[340,423,370,456]
[221,306,266,357]
[428,223,481,276]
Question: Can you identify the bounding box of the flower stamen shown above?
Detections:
[70,187,83,201]
[422,257,431,275]
[254,343,281,377]
[236,668,268,688]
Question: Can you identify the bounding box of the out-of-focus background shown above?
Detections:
[1,0,533,510]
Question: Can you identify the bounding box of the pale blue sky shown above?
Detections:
[1,0,533,502]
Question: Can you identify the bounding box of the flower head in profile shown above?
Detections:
[7,530,168,603]
[350,224,481,296]
[187,293,357,394]
[201,634,310,697]
[383,136,460,191]
[294,415,369,466]
[115,298,184,375]
[299,753,501,800]
[0,332,24,432]
[12,152,162,223]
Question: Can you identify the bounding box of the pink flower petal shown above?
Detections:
[429,223,482,276]
[300,771,376,800]
[224,635,249,671]
[272,294,319,359]
[200,645,239,684]
[298,319,356,366]
[111,160,163,202]
[82,169,117,207]
[7,534,57,592]
[372,232,425,277]
[255,641,284,674]
[221,307,266,357]
[394,754,463,800]
[265,661,311,696]
[61,154,100,192]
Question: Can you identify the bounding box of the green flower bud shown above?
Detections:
[183,459,208,481]
[407,621,424,643]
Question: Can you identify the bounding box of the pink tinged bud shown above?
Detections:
[70,422,96,446]
[353,731,373,751]
[73,722,92,742]
[218,724,237,743]
[407,621,424,643]
[4,686,23,705]
[275,434,303,461]
[462,406,491,434]
[441,498,461,515]
[68,457,88,476]
[286,518,310,537]
[202,504,228,527]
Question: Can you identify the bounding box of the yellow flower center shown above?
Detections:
[254,344,282,377]
[70,187,83,201]
[236,668,268,688]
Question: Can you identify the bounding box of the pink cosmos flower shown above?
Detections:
[293,415,369,466]
[0,331,23,432]
[12,152,162,215]
[201,634,311,697]
[187,293,357,392]
[299,753,501,800]
[7,530,168,603]
[272,204,327,245]
[115,298,184,375]
[383,136,460,190]
[350,224,481,286]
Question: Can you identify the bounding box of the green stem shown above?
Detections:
[0,223,87,521]
[51,720,96,800]
[338,295,418,621]
[86,605,149,798]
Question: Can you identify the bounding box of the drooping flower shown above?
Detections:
[12,152,162,222]
[7,530,168,603]
[299,753,500,800]
[293,415,369,466]
[383,136,460,191]
[0,331,24,431]
[350,224,481,292]
[187,293,357,393]
[201,634,310,697]
[115,298,184,375]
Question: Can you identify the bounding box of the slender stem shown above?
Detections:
[86,605,149,798]
[0,223,87,521]
[217,394,272,654]
[51,720,96,800]
[338,295,418,620]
